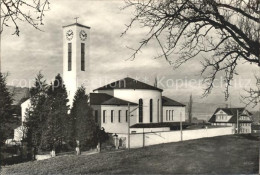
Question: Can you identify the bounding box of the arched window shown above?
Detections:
[169,110,171,121]
[150,99,153,123]
[139,99,143,123]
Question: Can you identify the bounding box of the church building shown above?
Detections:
[14,22,186,142]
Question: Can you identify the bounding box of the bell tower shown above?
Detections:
[62,22,90,107]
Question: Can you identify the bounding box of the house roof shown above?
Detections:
[93,77,163,92]
[89,93,137,106]
[162,96,185,106]
[208,107,253,123]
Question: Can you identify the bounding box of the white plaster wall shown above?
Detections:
[96,89,162,124]
[128,127,233,148]
[21,99,31,123]
[100,105,137,134]
[113,89,162,123]
[162,106,185,122]
[63,24,90,107]
[14,126,26,141]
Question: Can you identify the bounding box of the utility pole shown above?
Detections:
[188,94,193,123]
[128,103,130,150]
[180,112,183,141]
[143,128,145,148]
[0,0,2,73]
[236,110,239,134]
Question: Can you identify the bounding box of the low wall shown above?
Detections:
[35,154,51,160]
[128,127,233,148]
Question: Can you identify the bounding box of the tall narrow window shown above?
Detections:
[126,110,128,122]
[81,43,85,71]
[139,99,143,123]
[172,110,174,120]
[68,43,72,71]
[111,110,114,123]
[169,110,171,121]
[150,99,153,123]
[118,110,121,123]
[103,110,106,123]
[95,110,98,123]
[166,110,168,121]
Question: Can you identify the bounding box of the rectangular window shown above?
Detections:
[95,110,98,123]
[118,110,121,123]
[166,110,168,121]
[126,110,128,122]
[103,110,106,123]
[68,43,72,71]
[172,110,174,120]
[81,43,85,71]
[111,110,114,123]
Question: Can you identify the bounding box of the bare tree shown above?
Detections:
[241,75,260,107]
[122,0,259,105]
[1,0,50,36]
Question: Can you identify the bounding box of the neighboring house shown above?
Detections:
[91,77,186,134]
[251,124,260,135]
[208,107,253,134]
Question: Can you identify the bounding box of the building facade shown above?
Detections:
[15,23,186,142]
[90,77,186,134]
[208,108,253,134]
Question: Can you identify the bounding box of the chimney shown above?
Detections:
[225,104,229,108]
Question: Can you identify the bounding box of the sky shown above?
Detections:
[2,0,259,109]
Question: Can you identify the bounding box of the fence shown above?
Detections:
[118,126,233,149]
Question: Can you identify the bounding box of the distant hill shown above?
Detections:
[7,86,29,105]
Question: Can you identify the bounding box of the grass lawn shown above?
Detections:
[1,134,259,174]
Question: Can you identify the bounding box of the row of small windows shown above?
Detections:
[241,123,250,126]
[166,110,174,121]
[101,110,129,123]
[240,116,249,120]
[68,43,85,71]
[216,115,227,120]
[240,128,249,133]
[95,99,160,124]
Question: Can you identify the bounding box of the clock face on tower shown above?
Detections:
[79,30,87,41]
[66,30,73,41]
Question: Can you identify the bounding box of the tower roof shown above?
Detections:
[93,77,163,92]
[62,23,91,29]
